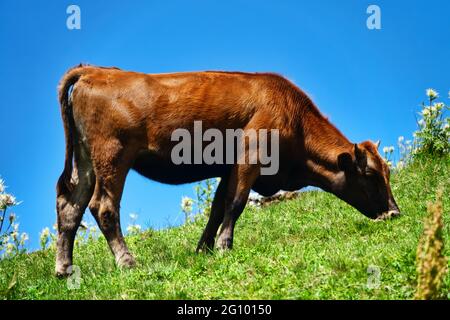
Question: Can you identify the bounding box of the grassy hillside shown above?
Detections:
[0,156,449,300]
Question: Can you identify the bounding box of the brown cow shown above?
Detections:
[55,64,400,276]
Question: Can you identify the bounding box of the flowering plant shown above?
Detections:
[414,89,450,156]
[381,89,449,169]
[181,178,219,224]
[0,178,28,259]
[126,213,142,235]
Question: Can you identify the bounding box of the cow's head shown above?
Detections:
[336,141,400,219]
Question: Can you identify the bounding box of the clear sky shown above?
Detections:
[0,0,449,250]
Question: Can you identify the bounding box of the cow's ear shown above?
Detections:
[374,140,381,149]
[337,152,354,172]
[354,144,367,170]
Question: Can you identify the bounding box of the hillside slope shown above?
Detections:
[1,156,449,299]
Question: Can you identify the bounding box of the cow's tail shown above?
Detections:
[56,65,85,195]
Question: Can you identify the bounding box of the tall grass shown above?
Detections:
[415,189,447,299]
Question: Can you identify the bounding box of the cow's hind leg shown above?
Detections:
[196,175,229,253]
[88,140,136,268]
[55,144,95,277]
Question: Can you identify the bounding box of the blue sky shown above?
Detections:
[0,0,449,250]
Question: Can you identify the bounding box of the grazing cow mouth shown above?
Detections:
[375,210,401,221]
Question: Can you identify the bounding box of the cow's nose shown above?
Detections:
[375,209,401,221]
[386,200,401,217]
[388,209,401,217]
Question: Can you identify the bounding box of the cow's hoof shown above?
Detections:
[216,237,233,250]
[55,264,73,278]
[116,253,136,269]
[196,241,215,254]
[55,271,71,278]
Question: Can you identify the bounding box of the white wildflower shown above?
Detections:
[0,178,4,193]
[129,213,138,221]
[382,147,389,154]
[398,136,404,143]
[426,88,438,100]
[40,227,50,240]
[181,196,193,212]
[89,225,98,234]
[20,232,29,243]
[433,102,444,110]
[0,193,17,209]
[39,227,50,249]
[5,243,15,255]
[422,108,430,116]
[127,224,141,234]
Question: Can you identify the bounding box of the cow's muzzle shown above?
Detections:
[375,209,401,221]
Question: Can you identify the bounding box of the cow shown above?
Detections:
[55,64,400,276]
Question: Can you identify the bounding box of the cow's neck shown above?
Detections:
[302,109,353,193]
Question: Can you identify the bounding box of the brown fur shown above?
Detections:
[54,65,400,276]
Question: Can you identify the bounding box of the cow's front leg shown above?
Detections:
[196,175,229,252]
[216,164,260,250]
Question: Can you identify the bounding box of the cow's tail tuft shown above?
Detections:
[56,65,85,195]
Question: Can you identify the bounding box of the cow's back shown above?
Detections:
[72,67,298,144]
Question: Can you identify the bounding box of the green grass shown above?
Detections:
[1,156,449,300]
